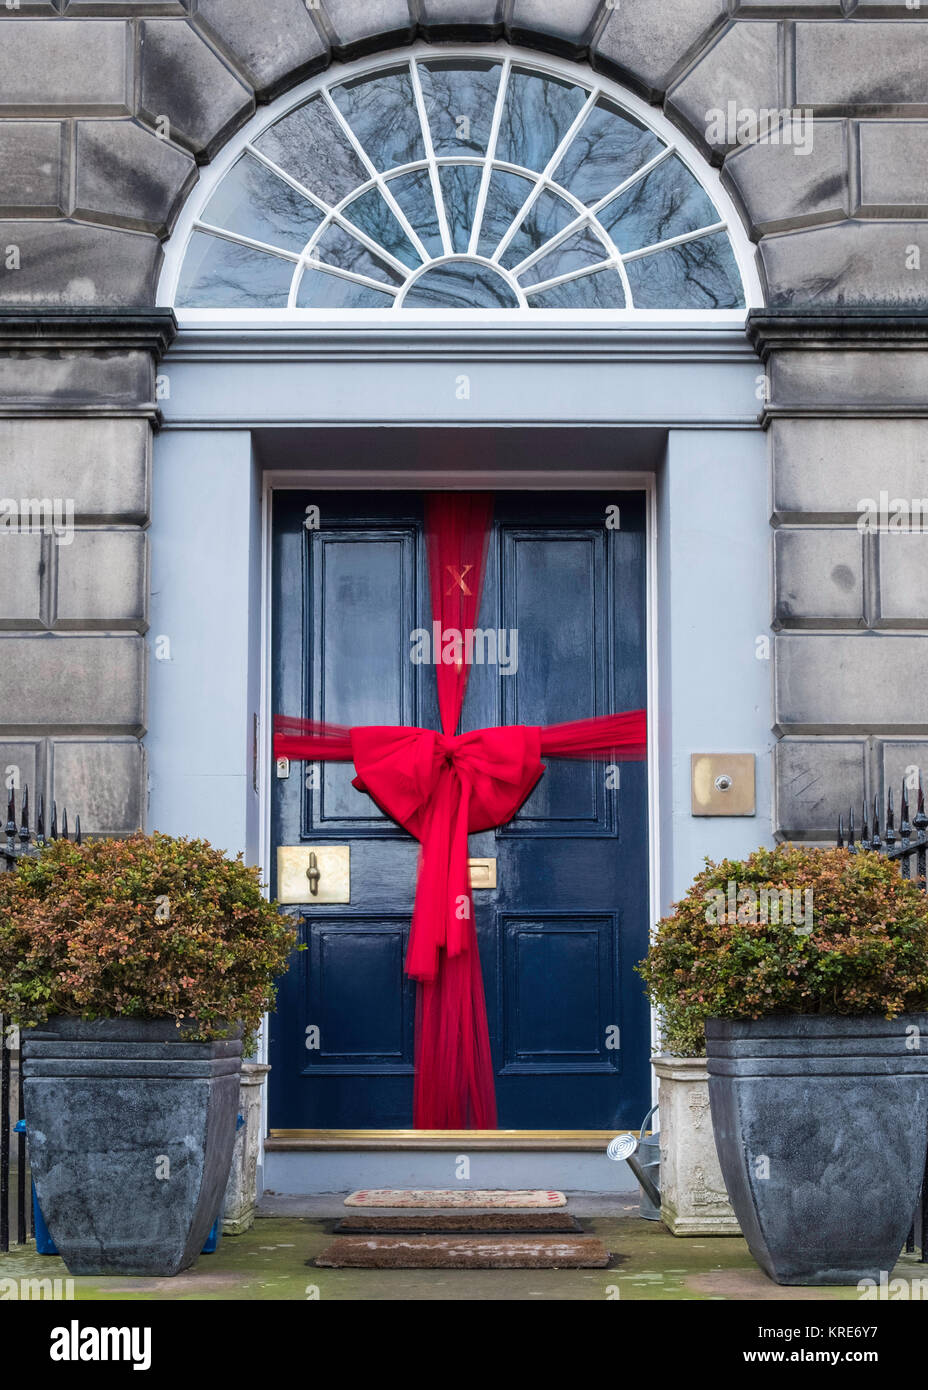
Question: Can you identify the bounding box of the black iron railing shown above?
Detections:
[838,782,928,885]
[2,783,80,873]
[1,785,81,1254]
[838,780,928,1263]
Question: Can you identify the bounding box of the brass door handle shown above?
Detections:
[277,845,350,904]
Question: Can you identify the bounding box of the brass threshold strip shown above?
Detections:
[267,1128,638,1152]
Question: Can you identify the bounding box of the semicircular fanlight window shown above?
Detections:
[175,56,746,313]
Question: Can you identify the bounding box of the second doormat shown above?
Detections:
[335,1211,583,1234]
[316,1236,610,1269]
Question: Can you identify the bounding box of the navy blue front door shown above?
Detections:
[270,491,650,1130]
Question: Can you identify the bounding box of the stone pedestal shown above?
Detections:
[222,1062,269,1236]
[652,1053,740,1237]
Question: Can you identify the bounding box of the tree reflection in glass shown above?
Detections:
[176,57,747,312]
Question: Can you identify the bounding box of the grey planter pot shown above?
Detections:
[22,1017,242,1277]
[706,1015,928,1286]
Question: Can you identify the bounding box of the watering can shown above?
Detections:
[607,1103,661,1220]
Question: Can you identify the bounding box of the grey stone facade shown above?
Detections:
[0,2,926,843]
[753,313,928,840]
[0,310,173,835]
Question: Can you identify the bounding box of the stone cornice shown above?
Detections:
[748,308,928,359]
[0,309,178,359]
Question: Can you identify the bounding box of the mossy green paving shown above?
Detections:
[3,1215,918,1301]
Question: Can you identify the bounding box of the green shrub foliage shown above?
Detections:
[638,845,928,1056]
[0,833,297,1049]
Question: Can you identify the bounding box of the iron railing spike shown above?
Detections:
[916,774,927,825]
[885,787,896,850]
[901,781,912,845]
[75,814,81,847]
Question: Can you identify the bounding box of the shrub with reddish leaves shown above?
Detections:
[638,845,928,1056]
[0,833,297,1050]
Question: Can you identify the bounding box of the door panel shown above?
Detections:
[310,528,419,833]
[307,916,415,1071]
[500,914,619,1073]
[500,527,613,834]
[270,489,649,1131]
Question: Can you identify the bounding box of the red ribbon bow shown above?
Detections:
[350,725,544,983]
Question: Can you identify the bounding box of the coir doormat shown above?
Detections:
[335,1211,583,1234]
[316,1235,610,1269]
[343,1189,567,1208]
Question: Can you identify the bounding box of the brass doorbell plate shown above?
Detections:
[691,754,756,816]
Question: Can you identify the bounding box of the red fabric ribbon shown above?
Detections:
[350,726,542,979]
[274,493,647,1129]
[273,712,646,1128]
[351,724,542,1129]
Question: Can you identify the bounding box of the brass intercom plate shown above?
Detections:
[468,858,497,889]
[277,846,350,904]
[691,754,756,816]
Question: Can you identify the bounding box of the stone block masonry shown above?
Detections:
[751,312,928,842]
[0,310,175,837]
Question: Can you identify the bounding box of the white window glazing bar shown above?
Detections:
[245,145,410,290]
[527,257,618,293]
[506,216,612,280]
[491,86,600,267]
[409,56,455,258]
[397,254,528,309]
[502,146,675,281]
[245,143,335,218]
[621,220,728,263]
[298,257,401,296]
[526,258,620,296]
[467,57,511,256]
[234,138,694,298]
[613,250,635,306]
[192,221,302,262]
[321,84,432,266]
